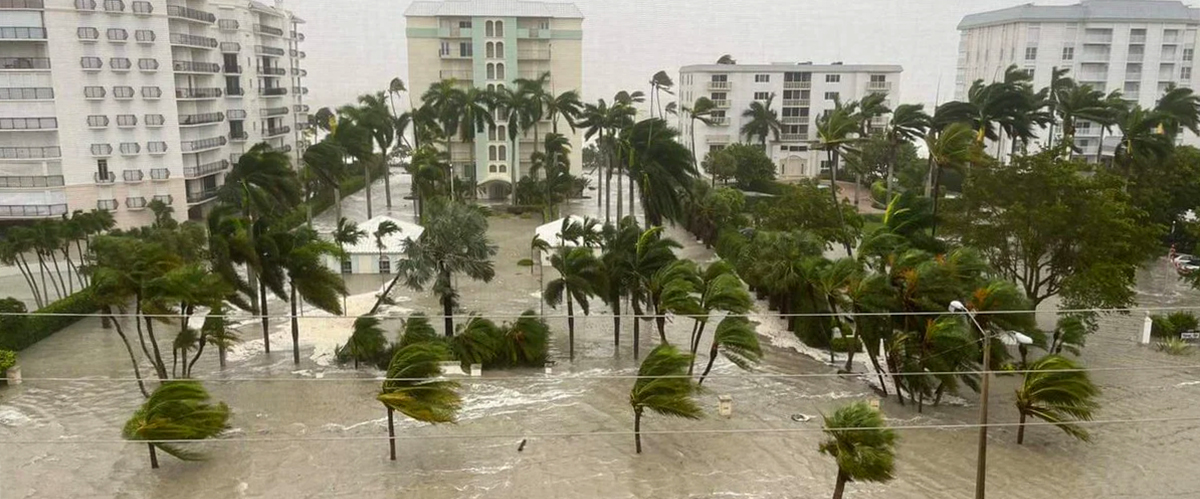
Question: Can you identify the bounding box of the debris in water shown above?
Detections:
[518,439,527,452]
[790,414,812,423]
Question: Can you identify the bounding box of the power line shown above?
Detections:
[2,416,1197,446]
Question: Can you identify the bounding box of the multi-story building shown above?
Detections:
[679,62,902,178]
[0,0,307,226]
[404,0,583,200]
[957,0,1200,159]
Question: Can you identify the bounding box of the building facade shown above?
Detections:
[957,0,1200,159]
[0,0,307,227]
[404,0,583,199]
[679,62,902,179]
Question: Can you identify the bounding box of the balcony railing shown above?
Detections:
[707,134,731,145]
[259,87,288,96]
[292,68,307,77]
[1,27,47,40]
[1130,34,1147,44]
[230,131,248,141]
[173,60,220,73]
[176,87,223,99]
[783,81,812,90]
[291,31,305,41]
[169,33,217,48]
[122,169,144,182]
[166,4,215,23]
[707,81,731,90]
[125,197,147,209]
[182,136,227,152]
[265,125,291,137]
[255,45,285,56]
[0,117,56,130]
[150,168,169,180]
[0,204,67,218]
[226,87,245,96]
[0,146,60,159]
[292,86,308,95]
[1,57,49,69]
[294,104,309,113]
[179,112,224,126]
[94,172,115,183]
[152,194,172,205]
[184,159,229,178]
[187,187,220,204]
[711,99,730,109]
[257,65,286,75]
[97,199,117,210]
[708,117,729,126]
[255,24,284,36]
[0,0,45,8]
[781,133,809,142]
[439,70,473,80]
[867,81,893,92]
[781,117,807,125]
[782,99,810,107]
[224,63,242,74]
[0,175,63,188]
[74,0,95,9]
[220,42,240,52]
[1084,33,1114,44]
[219,19,238,30]
[261,106,288,116]
[518,49,550,59]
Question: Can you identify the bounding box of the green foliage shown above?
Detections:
[378,341,461,424]
[336,316,389,368]
[516,258,534,267]
[1015,355,1101,443]
[0,288,97,351]
[1151,311,1199,338]
[710,316,762,369]
[492,311,552,367]
[0,349,15,373]
[718,143,777,190]
[630,344,703,418]
[1156,338,1194,356]
[819,402,898,485]
[831,335,862,353]
[752,180,862,249]
[122,381,231,463]
[701,149,738,185]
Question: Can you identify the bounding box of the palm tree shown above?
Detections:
[716,54,737,65]
[648,70,675,119]
[495,84,539,201]
[422,80,464,180]
[925,122,974,236]
[339,316,387,369]
[0,234,44,308]
[388,77,407,118]
[599,217,640,350]
[272,227,348,364]
[815,102,862,255]
[1014,355,1100,444]
[455,86,496,188]
[544,246,602,361]
[740,93,782,152]
[373,219,401,285]
[303,139,349,223]
[697,316,762,385]
[396,200,497,336]
[579,99,636,222]
[819,401,898,499]
[377,341,462,461]
[629,344,703,454]
[122,381,230,469]
[620,118,698,226]
[646,259,700,345]
[1053,83,1110,154]
[144,264,230,378]
[882,104,931,201]
[1044,66,1073,149]
[687,260,752,373]
[1154,84,1200,139]
[341,92,399,213]
[682,97,717,174]
[937,74,1029,147]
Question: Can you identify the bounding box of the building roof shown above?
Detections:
[959,0,1200,30]
[334,216,425,255]
[405,0,584,19]
[534,216,597,248]
[680,63,903,74]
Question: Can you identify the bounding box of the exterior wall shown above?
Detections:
[323,252,402,275]
[679,64,902,179]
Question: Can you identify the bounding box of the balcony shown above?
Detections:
[0,117,56,131]
[517,28,549,39]
[1128,52,1145,62]
[292,68,307,77]
[707,134,731,145]
[166,4,215,23]
[0,0,45,8]
[707,81,731,91]
[169,33,217,49]
[226,87,245,97]
[91,144,112,157]
[0,175,63,188]
[1080,51,1111,62]
[0,146,60,159]
[1,27,47,40]
[1130,34,1147,44]
[292,86,308,95]
[218,19,238,30]
[438,27,472,38]
[782,99,810,107]
[711,99,730,109]
[518,49,550,60]
[290,31,304,41]
[152,194,173,205]
[97,199,117,211]
[439,51,471,60]
[867,81,893,92]
[1084,33,1113,44]
[781,117,807,125]
[230,131,248,142]
[0,204,67,218]
[183,159,229,178]
[176,87,222,99]
[257,65,286,75]
[261,106,288,116]
[150,168,169,180]
[182,136,226,152]
[125,197,147,210]
[255,24,284,36]
[186,187,220,204]
[173,60,220,73]
[1,57,50,70]
[220,42,240,52]
[122,169,144,182]
[781,133,809,142]
[294,104,309,113]
[103,0,124,13]
[259,87,288,96]
[255,45,285,56]
[135,29,155,43]
[225,63,241,74]
[179,112,224,126]
[265,125,291,137]
[74,0,95,9]
[138,58,159,71]
[708,117,729,126]
[783,81,812,90]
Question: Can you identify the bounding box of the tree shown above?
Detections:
[648,70,674,119]
[815,102,862,255]
[924,122,974,236]
[882,104,931,201]
[682,97,717,170]
[819,402,897,499]
[740,94,781,151]
[1014,355,1100,444]
[599,217,640,350]
[697,316,761,385]
[716,54,737,65]
[620,118,698,226]
[122,381,230,469]
[627,226,683,358]
[273,227,347,364]
[753,180,862,249]
[340,93,398,216]
[716,143,776,190]
[303,139,349,223]
[377,342,461,461]
[701,149,737,186]
[543,246,602,361]
[338,316,388,369]
[373,219,401,284]
[629,344,702,454]
[396,200,497,336]
[687,260,752,373]
[579,99,636,221]
[645,259,701,345]
[945,152,1160,309]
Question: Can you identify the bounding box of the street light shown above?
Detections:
[949,300,1032,499]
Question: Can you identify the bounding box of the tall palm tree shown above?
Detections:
[819,401,898,499]
[815,102,862,255]
[543,89,582,183]
[687,260,752,373]
[303,139,348,223]
[579,99,636,222]
[396,200,497,336]
[495,84,539,201]
[454,86,496,188]
[1053,82,1110,154]
[645,259,700,346]
[373,219,401,285]
[122,381,230,469]
[882,104,931,201]
[1154,84,1200,139]
[514,72,551,157]
[266,226,347,364]
[682,97,717,173]
[544,246,602,361]
[388,77,407,118]
[1044,66,1073,149]
[740,93,782,152]
[627,226,682,358]
[620,118,698,226]
[629,344,702,454]
[599,217,640,350]
[1014,355,1100,444]
[648,70,674,119]
[696,315,762,385]
[925,122,974,236]
[1094,89,1126,165]
[377,341,461,461]
[937,74,1029,147]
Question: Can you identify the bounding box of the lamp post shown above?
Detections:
[949,300,1032,499]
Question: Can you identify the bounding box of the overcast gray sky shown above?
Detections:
[289,0,1086,111]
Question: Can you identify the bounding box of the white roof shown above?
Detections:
[681,63,903,74]
[534,216,595,248]
[405,0,583,19]
[335,216,424,255]
[959,0,1200,30]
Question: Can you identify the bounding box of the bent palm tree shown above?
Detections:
[378,341,461,461]
[819,401,898,499]
[122,381,231,469]
[697,316,762,385]
[544,246,602,361]
[740,94,781,151]
[338,316,387,369]
[1014,355,1100,444]
[629,344,703,454]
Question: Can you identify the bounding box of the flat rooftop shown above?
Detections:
[680,63,902,74]
[959,0,1200,30]
[404,0,584,19]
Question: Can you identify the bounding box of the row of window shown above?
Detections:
[90,142,168,155]
[487,164,509,174]
[0,117,56,130]
[83,86,162,99]
[77,27,155,42]
[74,0,152,12]
[486,62,506,80]
[710,73,885,84]
[86,114,159,127]
[487,145,508,160]
[81,57,160,70]
[0,87,53,100]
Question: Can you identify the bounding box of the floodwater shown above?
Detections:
[2,172,1199,498]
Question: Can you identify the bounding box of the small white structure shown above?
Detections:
[326,216,424,275]
[533,216,600,265]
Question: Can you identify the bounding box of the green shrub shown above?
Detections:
[1151,311,1199,338]
[831,335,863,353]
[870,181,888,205]
[0,349,15,373]
[0,289,98,351]
[517,258,534,267]
[1156,338,1193,356]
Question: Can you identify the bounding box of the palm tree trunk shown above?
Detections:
[290,282,301,365]
[885,141,897,204]
[15,255,43,309]
[628,169,636,222]
[47,249,67,297]
[442,292,454,338]
[36,250,61,301]
[865,346,889,396]
[148,443,159,469]
[334,187,342,229]
[854,172,862,208]
[387,408,397,460]
[930,163,944,238]
[567,293,575,361]
[143,315,169,380]
[634,408,643,454]
[107,307,149,398]
[364,158,374,219]
[260,280,271,354]
[698,339,719,386]
[832,468,848,499]
[74,238,88,286]
[132,299,158,376]
[827,150,853,257]
[633,308,641,359]
[655,311,668,345]
[612,297,621,349]
[1095,128,1106,165]
[384,157,393,210]
[616,152,624,220]
[1017,411,1027,444]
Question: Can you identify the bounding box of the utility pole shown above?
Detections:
[975,325,991,499]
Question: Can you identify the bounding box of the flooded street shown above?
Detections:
[2,173,1200,498]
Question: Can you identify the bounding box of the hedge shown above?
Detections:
[0,288,98,351]
[278,162,389,230]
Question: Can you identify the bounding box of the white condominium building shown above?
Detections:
[0,0,308,227]
[957,0,1200,159]
[679,62,902,179]
[404,0,583,200]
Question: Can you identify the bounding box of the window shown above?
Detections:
[496,63,505,79]
[1025,46,1038,60]
[135,29,154,42]
[499,164,507,173]
[753,91,770,100]
[1023,67,1035,79]
[824,91,839,100]
[825,74,840,83]
[145,114,165,126]
[103,0,123,11]
[78,27,99,40]
[110,57,131,70]
[1077,121,1092,133]
[97,159,109,178]
[117,114,137,127]
[1062,46,1075,60]
[138,58,158,71]
[341,259,352,274]
[486,42,494,58]
[459,42,472,57]
[141,86,161,99]
[87,115,108,127]
[486,20,494,37]
[119,142,140,155]
[489,164,497,173]
[147,141,167,153]
[459,20,471,28]
[113,86,134,99]
[1184,66,1193,80]
[495,20,503,37]
[754,74,770,83]
[81,57,102,69]
[496,41,504,58]
[870,74,887,82]
[0,88,53,100]
[378,255,391,274]
[487,63,495,79]
[1186,48,1195,61]
[84,86,105,98]
[499,145,506,159]
[489,145,497,161]
[131,0,151,14]
[440,41,451,56]
[1163,45,1179,59]
[107,28,128,41]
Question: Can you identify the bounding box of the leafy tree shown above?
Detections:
[819,402,897,499]
[1014,355,1100,444]
[945,152,1160,308]
[814,102,862,255]
[377,342,461,461]
[882,104,931,200]
[598,217,641,349]
[753,180,862,250]
[122,381,230,469]
[493,311,552,367]
[580,99,637,221]
[272,227,348,364]
[338,316,388,369]
[544,246,603,361]
[701,149,737,186]
[924,122,974,235]
[740,94,781,151]
[621,118,698,226]
[629,344,702,454]
[717,143,776,190]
